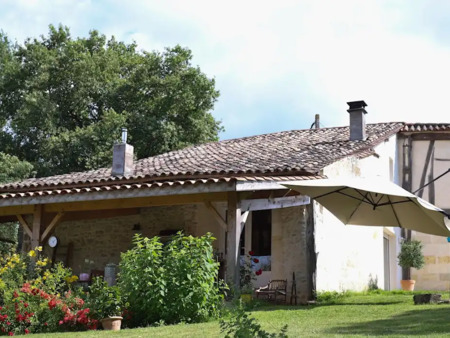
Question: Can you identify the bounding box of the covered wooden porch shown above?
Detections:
[0,177,314,298]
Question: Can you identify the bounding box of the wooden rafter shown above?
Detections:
[31,205,42,250]
[204,201,227,230]
[40,212,64,243]
[240,195,310,211]
[240,211,249,233]
[16,214,32,238]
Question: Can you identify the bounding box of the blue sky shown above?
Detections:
[1,0,450,140]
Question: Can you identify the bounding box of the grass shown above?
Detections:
[29,291,450,337]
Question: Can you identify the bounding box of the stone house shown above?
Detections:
[0,100,446,301]
[396,124,450,290]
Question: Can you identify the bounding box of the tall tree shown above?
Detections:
[0,25,221,177]
[0,153,33,253]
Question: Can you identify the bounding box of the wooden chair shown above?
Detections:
[255,279,287,303]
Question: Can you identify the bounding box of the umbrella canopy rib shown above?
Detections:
[376,199,412,207]
[346,191,367,224]
[313,187,347,199]
[337,191,375,206]
[387,194,402,228]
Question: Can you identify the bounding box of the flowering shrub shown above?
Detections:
[240,251,262,294]
[0,248,96,335]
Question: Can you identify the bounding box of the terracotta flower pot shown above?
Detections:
[400,279,416,291]
[101,316,123,331]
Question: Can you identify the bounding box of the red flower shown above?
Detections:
[8,332,13,336]
[24,303,29,308]
[44,322,48,326]
[253,258,259,263]
[248,251,254,256]
[24,329,29,334]
[255,269,263,276]
[48,298,57,310]
[59,320,64,325]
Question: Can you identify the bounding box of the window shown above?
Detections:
[251,210,271,256]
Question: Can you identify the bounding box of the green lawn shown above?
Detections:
[30,292,450,337]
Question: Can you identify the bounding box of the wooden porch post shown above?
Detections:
[31,205,43,250]
[226,192,241,290]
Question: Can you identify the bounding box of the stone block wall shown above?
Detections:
[412,231,450,290]
[271,205,309,303]
[37,198,312,302]
[50,204,201,275]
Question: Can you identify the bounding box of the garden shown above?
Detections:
[8,291,450,337]
[1,233,450,337]
[0,233,226,336]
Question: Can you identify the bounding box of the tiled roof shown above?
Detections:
[0,122,404,192]
[400,123,450,132]
[0,175,323,200]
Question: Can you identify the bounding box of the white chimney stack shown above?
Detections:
[347,100,368,141]
[112,128,134,177]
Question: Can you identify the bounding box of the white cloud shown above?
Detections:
[1,0,450,139]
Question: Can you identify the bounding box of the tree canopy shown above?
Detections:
[0,153,33,252]
[0,25,222,177]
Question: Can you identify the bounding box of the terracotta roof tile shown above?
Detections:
[400,123,450,132]
[0,122,404,192]
[0,175,324,200]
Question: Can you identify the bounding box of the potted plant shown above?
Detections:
[398,239,425,291]
[87,277,124,330]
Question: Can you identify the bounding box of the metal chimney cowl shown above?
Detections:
[347,100,368,141]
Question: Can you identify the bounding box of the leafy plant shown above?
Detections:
[119,233,222,327]
[240,251,261,295]
[368,274,379,291]
[397,240,425,270]
[161,233,222,324]
[86,277,123,319]
[118,235,164,326]
[220,303,288,338]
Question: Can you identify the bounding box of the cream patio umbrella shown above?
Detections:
[283,178,450,237]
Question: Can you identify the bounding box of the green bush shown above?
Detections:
[161,233,222,323]
[86,277,124,320]
[220,303,288,338]
[118,235,164,326]
[397,240,425,270]
[119,233,222,327]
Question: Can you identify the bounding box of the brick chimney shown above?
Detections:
[112,128,134,177]
[347,100,368,141]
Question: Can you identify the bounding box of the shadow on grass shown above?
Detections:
[249,299,405,312]
[315,300,406,306]
[325,306,450,336]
